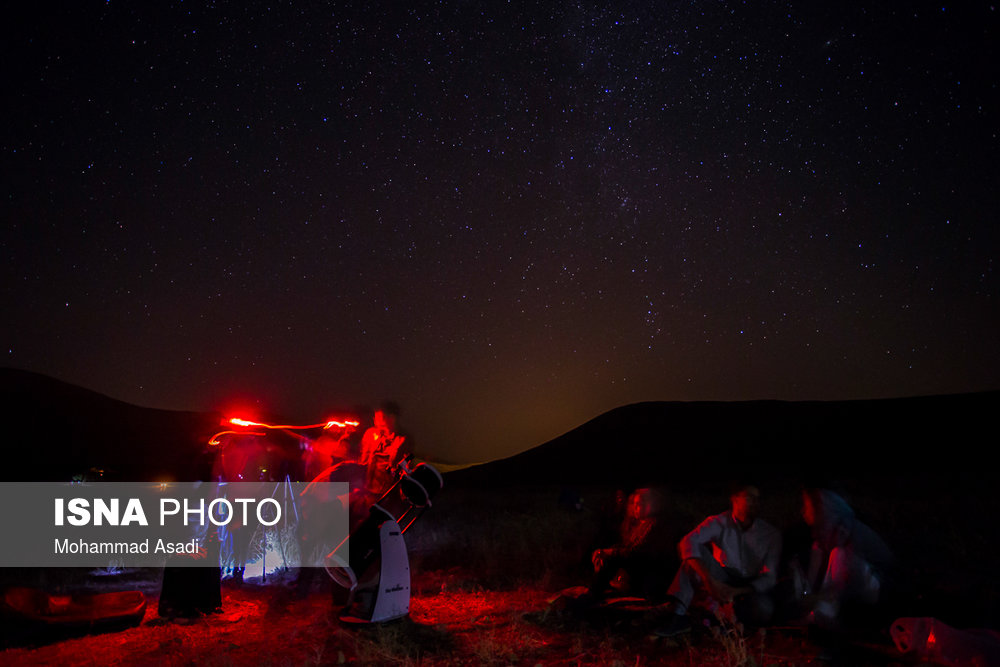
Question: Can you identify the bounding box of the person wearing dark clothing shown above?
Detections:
[359,404,411,496]
[590,488,673,601]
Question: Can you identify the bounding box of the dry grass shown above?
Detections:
[2,482,992,665]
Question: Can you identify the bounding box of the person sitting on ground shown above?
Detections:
[589,487,673,601]
[795,488,893,630]
[586,488,628,564]
[656,484,782,637]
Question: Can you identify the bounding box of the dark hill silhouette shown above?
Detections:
[3,368,994,490]
[448,392,999,490]
[0,368,221,481]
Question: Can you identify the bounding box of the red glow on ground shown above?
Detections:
[0,577,834,665]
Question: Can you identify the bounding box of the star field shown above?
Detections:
[2,2,997,462]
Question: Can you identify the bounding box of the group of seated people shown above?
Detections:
[587,484,893,637]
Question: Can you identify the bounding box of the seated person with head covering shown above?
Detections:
[797,488,893,630]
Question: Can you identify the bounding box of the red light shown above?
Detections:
[325,420,360,430]
[227,417,358,431]
[208,416,358,446]
[207,430,265,446]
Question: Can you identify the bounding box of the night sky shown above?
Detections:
[2,2,997,463]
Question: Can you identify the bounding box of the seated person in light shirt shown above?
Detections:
[656,484,782,637]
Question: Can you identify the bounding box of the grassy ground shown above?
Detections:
[1,481,994,665]
[1,573,843,666]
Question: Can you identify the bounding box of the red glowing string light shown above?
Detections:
[324,420,360,430]
[208,416,359,446]
[207,430,266,446]
[227,417,359,431]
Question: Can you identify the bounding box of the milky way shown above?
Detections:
[2,2,997,461]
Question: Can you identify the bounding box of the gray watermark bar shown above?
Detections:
[0,482,349,568]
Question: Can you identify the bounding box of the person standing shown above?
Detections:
[359,402,411,495]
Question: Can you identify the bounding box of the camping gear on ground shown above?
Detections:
[2,586,147,633]
[326,460,443,624]
[891,616,1000,666]
[159,564,222,617]
[159,519,223,617]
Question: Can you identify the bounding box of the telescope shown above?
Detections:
[325,460,443,624]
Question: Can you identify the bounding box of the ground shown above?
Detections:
[0,569,905,666]
[2,483,993,666]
